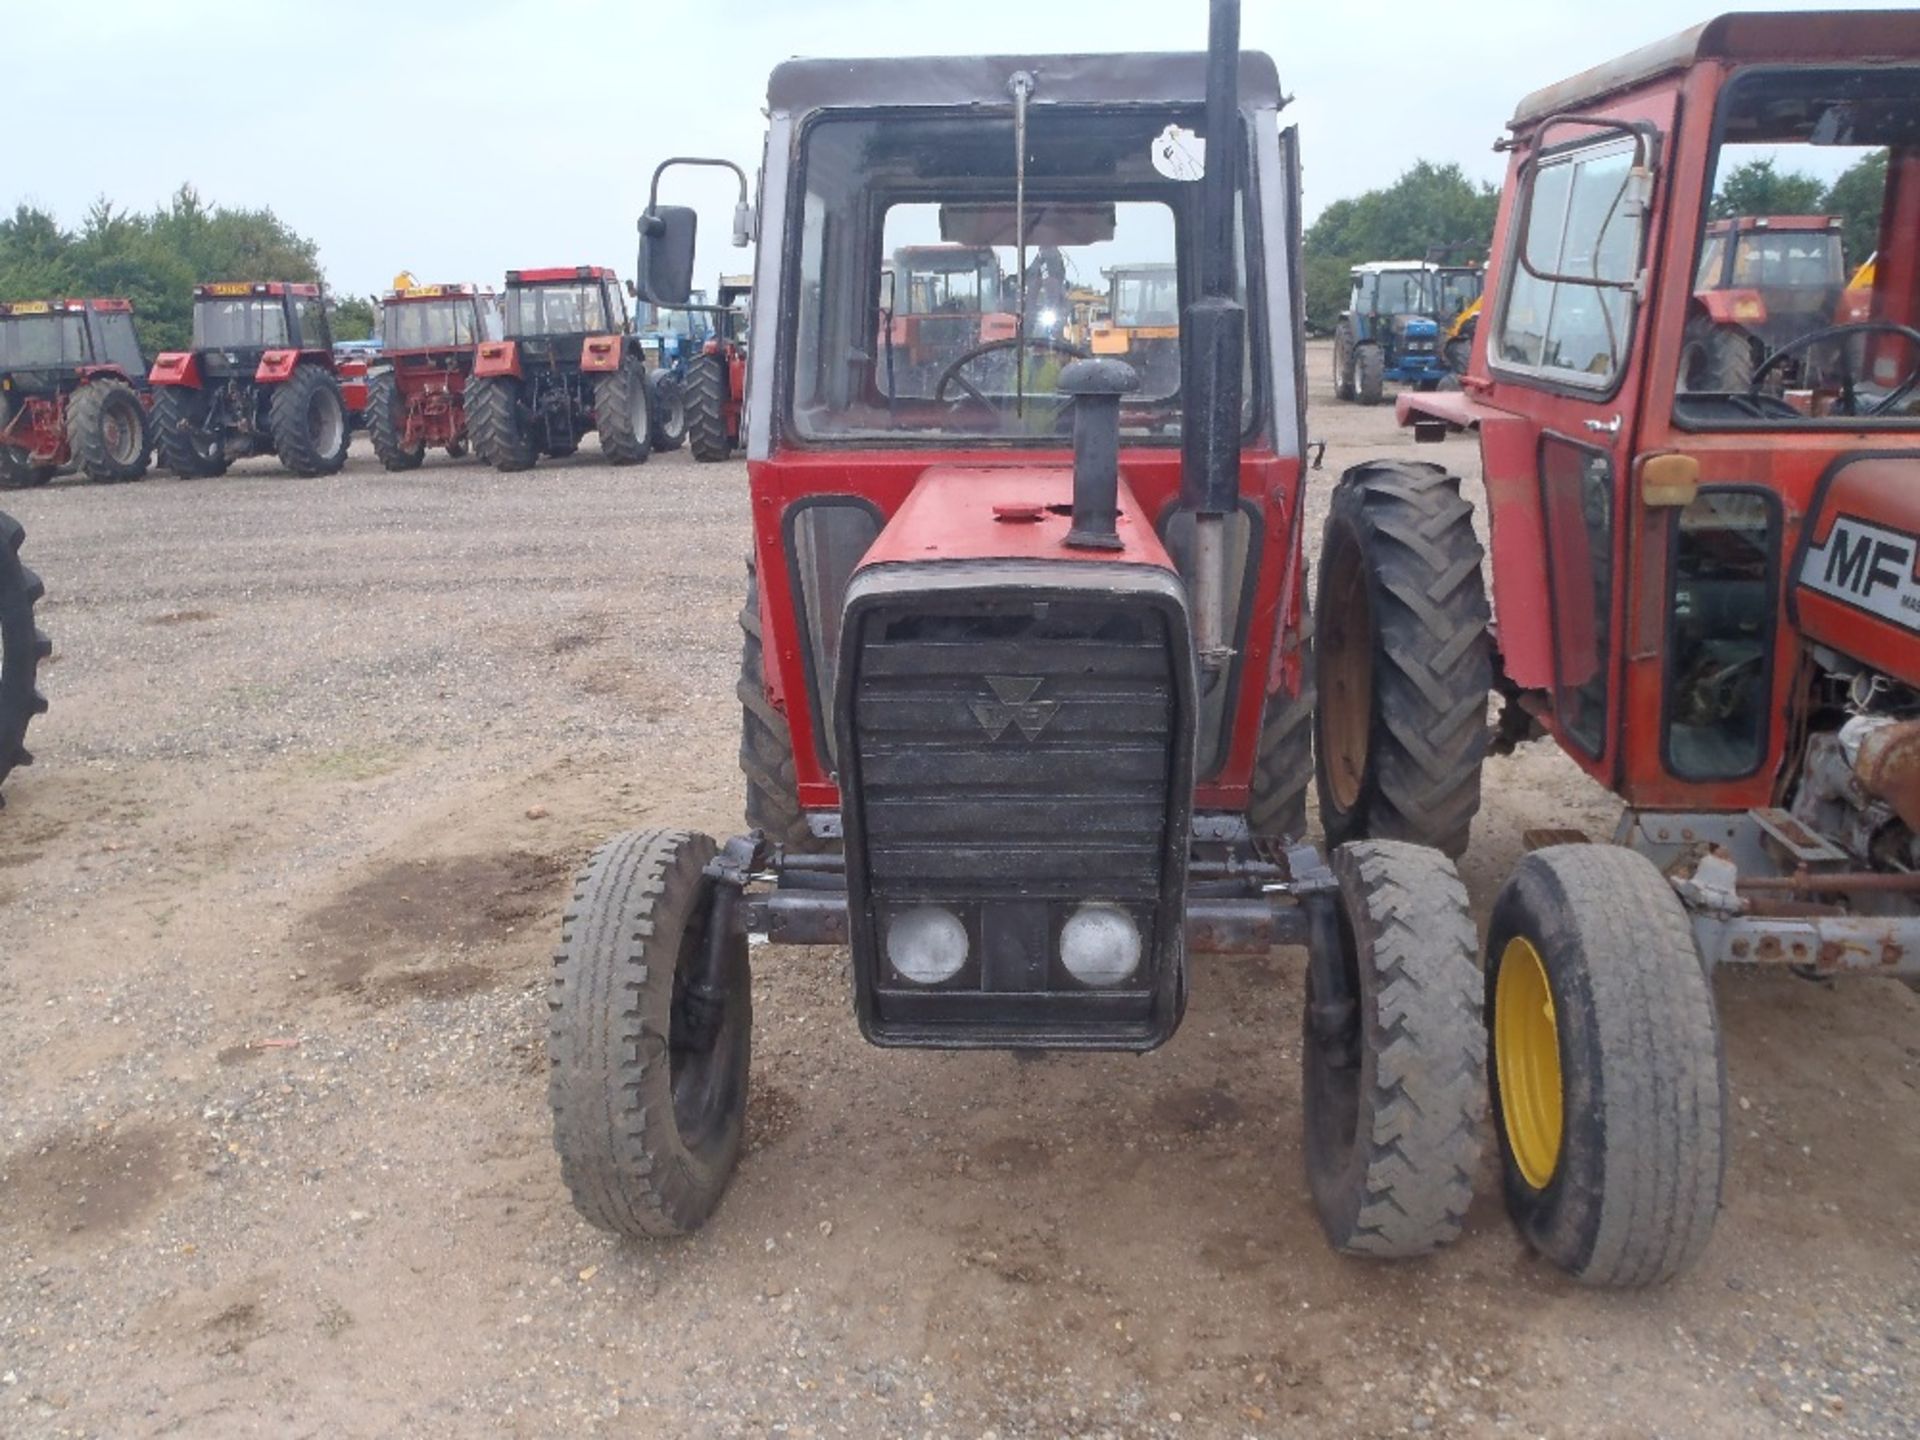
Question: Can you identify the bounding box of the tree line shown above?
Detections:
[1303,151,1889,334]
[0,187,373,355]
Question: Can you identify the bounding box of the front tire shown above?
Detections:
[649,372,687,452]
[66,378,150,482]
[1332,325,1356,402]
[1486,846,1726,1286]
[1355,343,1386,405]
[465,375,536,472]
[268,366,350,476]
[549,828,752,1237]
[1304,840,1485,1258]
[148,386,229,478]
[0,511,51,796]
[1313,461,1491,858]
[1679,315,1756,393]
[593,356,652,465]
[366,370,425,471]
[686,353,733,462]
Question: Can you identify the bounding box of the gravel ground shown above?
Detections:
[0,341,1915,1438]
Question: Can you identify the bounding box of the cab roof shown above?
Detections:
[1350,260,1437,276]
[194,282,321,299]
[1706,214,1841,234]
[767,51,1283,116]
[507,266,615,286]
[1510,10,1920,129]
[384,282,490,302]
[0,298,132,315]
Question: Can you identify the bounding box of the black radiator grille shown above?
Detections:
[851,601,1176,899]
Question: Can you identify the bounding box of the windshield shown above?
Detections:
[194,298,290,349]
[789,108,1253,444]
[506,283,611,338]
[383,298,481,349]
[1676,65,1920,427]
[1370,270,1433,317]
[0,313,88,368]
[1111,267,1180,327]
[1433,268,1481,321]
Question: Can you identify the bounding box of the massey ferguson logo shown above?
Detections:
[969,675,1060,741]
[1800,514,1920,635]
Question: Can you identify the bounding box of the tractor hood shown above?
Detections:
[1393,314,1441,340]
[855,465,1181,576]
[1793,453,1920,687]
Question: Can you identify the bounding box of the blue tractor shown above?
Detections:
[637,290,713,380]
[1331,261,1450,404]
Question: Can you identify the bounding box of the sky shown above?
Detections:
[4,0,1912,302]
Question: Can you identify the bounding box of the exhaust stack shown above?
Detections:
[1181,0,1245,668]
[1059,358,1141,550]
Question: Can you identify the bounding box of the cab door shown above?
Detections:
[1482,108,1671,783]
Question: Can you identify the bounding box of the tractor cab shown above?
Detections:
[0,299,145,392]
[379,283,501,356]
[1350,10,1920,1286]
[496,266,629,368]
[179,283,331,379]
[577,10,1489,1263]
[1333,261,1452,402]
[1090,262,1183,393]
[0,299,151,486]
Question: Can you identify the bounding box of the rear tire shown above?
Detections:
[739,556,832,852]
[148,386,229,478]
[1304,840,1485,1258]
[268,366,350,477]
[67,378,150,482]
[686,353,733,462]
[0,448,54,489]
[1486,845,1725,1286]
[1332,325,1357,402]
[593,355,652,465]
[549,828,751,1237]
[366,370,425,471]
[1247,617,1315,847]
[649,372,687,452]
[0,510,51,797]
[1355,343,1385,405]
[465,375,536,471]
[1679,315,1756,393]
[1314,461,1491,858]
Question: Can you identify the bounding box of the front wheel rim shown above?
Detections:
[1495,935,1564,1191]
[105,397,141,464]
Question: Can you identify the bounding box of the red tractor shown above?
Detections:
[365,283,503,471]
[0,508,49,802]
[1683,213,1851,390]
[148,282,349,478]
[554,4,1491,1261]
[465,266,662,471]
[0,298,152,487]
[687,272,752,462]
[1332,10,1920,1285]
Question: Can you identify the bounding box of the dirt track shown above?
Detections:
[0,341,1916,1438]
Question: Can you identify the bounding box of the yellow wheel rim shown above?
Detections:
[1495,936,1563,1191]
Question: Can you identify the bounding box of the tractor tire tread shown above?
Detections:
[686,353,733,462]
[367,370,425,471]
[66,377,150,482]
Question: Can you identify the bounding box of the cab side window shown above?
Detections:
[1495,137,1642,388]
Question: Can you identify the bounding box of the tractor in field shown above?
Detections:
[364,283,502,471]
[0,509,49,802]
[683,272,753,462]
[1333,9,1920,1286]
[553,1,1491,1261]
[465,266,667,470]
[0,298,152,487]
[1682,214,1851,390]
[148,283,349,478]
[1332,261,1453,403]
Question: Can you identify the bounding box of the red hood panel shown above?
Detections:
[857,465,1179,574]
[1795,454,1920,687]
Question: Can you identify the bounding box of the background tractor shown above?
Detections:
[1334,10,1920,1287]
[365,282,502,471]
[683,272,753,462]
[1682,214,1851,391]
[148,283,349,478]
[0,298,152,487]
[1332,261,1452,403]
[0,509,48,803]
[464,266,664,471]
[557,1,1489,1263]
[1090,261,1182,395]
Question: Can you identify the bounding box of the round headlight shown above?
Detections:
[1059,903,1142,987]
[886,906,969,985]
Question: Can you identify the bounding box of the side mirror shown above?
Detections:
[637,206,698,306]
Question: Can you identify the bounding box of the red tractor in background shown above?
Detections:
[1683,213,1851,389]
[687,271,751,462]
[0,298,152,487]
[148,283,349,478]
[466,266,662,471]
[365,282,502,471]
[562,4,1490,1265]
[1330,10,1920,1286]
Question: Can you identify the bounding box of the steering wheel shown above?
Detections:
[1752,321,1920,417]
[933,335,1092,411]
